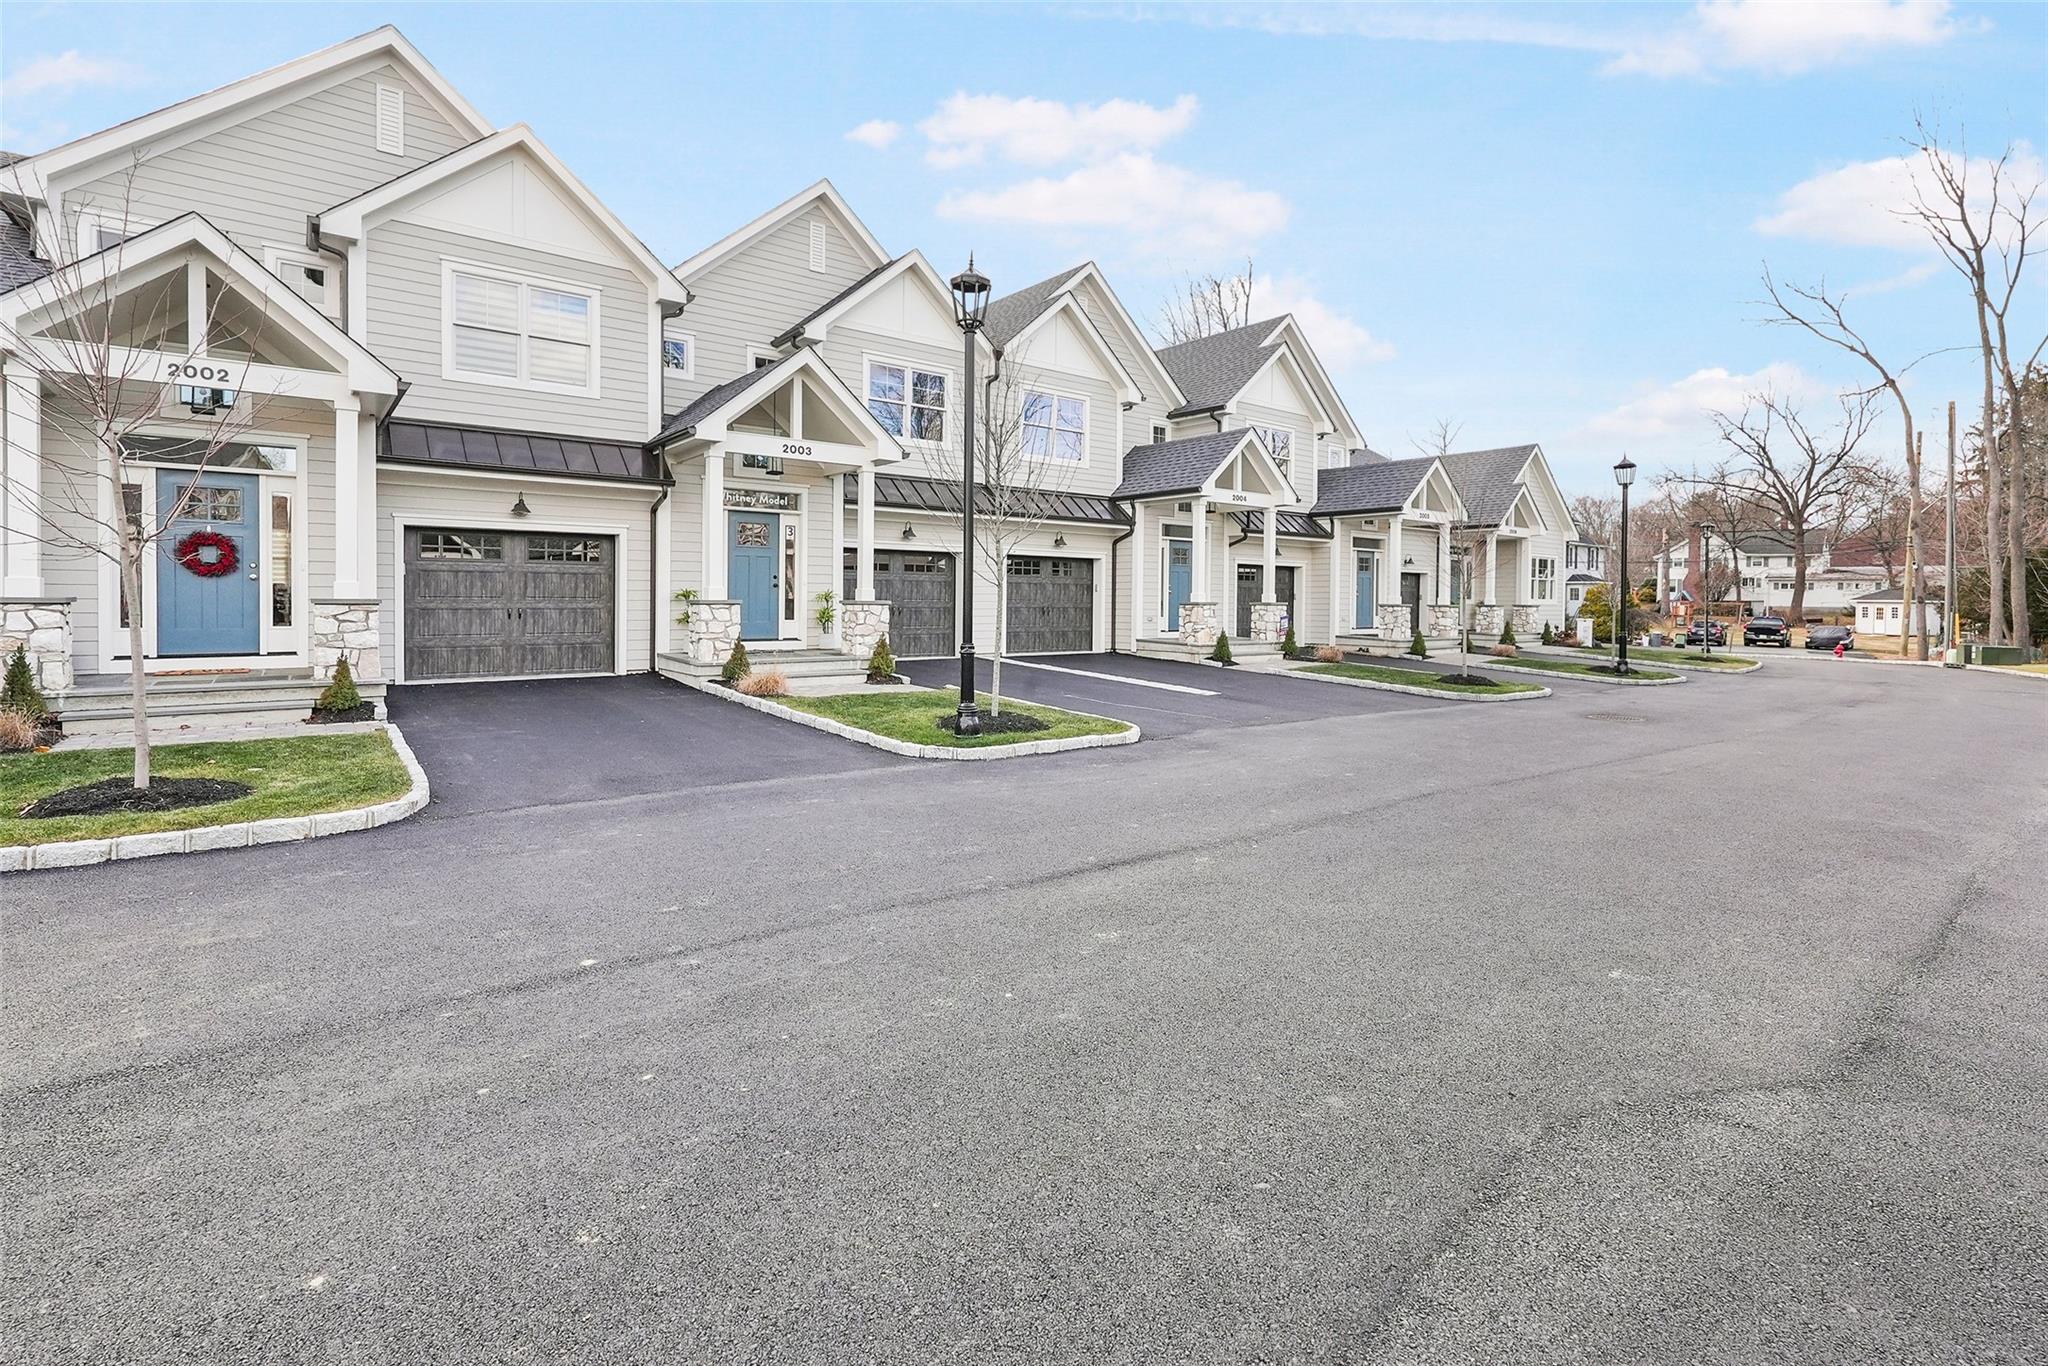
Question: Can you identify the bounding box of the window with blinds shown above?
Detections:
[375,84,405,155]
[448,267,597,395]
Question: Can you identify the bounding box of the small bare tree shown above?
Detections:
[1155,259,1256,346]
[1675,391,1876,621]
[1567,493,1619,549]
[927,354,1081,716]
[1409,418,1464,459]
[2,172,283,786]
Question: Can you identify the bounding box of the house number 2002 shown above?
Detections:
[164,361,236,385]
[780,442,814,458]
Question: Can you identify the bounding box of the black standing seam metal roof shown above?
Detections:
[381,419,668,485]
[1231,510,1331,539]
[1309,456,1435,515]
[1112,429,1257,500]
[844,472,1129,526]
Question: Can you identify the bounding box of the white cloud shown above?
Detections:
[844,119,902,150]
[1,50,141,100]
[1256,273,1395,366]
[1587,363,1821,441]
[1690,0,1958,74]
[918,92,1198,169]
[1755,144,2044,252]
[1841,260,1942,298]
[937,152,1289,256]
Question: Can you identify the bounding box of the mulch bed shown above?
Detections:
[1438,673,1499,687]
[308,703,377,724]
[19,776,254,820]
[937,711,1050,736]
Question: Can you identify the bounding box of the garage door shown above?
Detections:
[846,551,955,658]
[404,528,615,680]
[1005,555,1094,654]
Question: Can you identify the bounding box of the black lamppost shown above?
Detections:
[1614,456,1636,674]
[950,257,991,736]
[1696,520,1716,656]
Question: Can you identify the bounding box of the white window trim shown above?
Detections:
[441,258,602,400]
[1020,385,1090,466]
[1529,556,1556,601]
[1253,423,1297,481]
[746,344,782,370]
[661,321,696,380]
[263,244,342,317]
[863,354,949,446]
[75,210,156,260]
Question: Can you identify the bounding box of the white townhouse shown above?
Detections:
[1564,536,1608,619]
[0,27,689,720]
[1654,529,1898,619]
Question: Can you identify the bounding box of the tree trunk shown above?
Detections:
[1906,432,1924,660]
[2008,413,2031,646]
[1789,530,1809,624]
[122,533,151,790]
[989,567,1005,717]
[1977,319,2007,644]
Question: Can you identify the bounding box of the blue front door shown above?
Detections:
[157,471,261,656]
[1355,551,1376,629]
[1165,539,1192,630]
[729,511,780,639]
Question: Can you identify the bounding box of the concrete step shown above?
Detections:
[55,672,386,739]
[656,650,869,684]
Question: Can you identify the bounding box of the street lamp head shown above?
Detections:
[1697,520,1715,537]
[951,255,991,333]
[1613,456,1637,489]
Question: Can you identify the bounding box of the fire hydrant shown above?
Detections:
[1834,642,1846,659]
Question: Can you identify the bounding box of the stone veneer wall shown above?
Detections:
[1469,604,1505,637]
[1510,604,1545,636]
[1249,600,1287,644]
[0,598,74,693]
[1426,604,1463,636]
[311,600,382,680]
[838,600,891,660]
[1378,604,1410,641]
[1177,600,1221,648]
[682,599,742,665]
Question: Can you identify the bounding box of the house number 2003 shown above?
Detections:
[780,442,814,458]
[163,361,236,385]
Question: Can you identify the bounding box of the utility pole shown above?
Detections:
[1946,400,1959,663]
[1905,428,1922,660]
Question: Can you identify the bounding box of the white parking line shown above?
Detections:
[1002,658,1219,696]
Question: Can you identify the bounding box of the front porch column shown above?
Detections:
[330,397,367,597]
[1437,522,1450,601]
[1383,516,1407,639]
[1130,500,1147,642]
[1327,519,1342,639]
[1485,530,1499,604]
[1,360,45,597]
[702,452,727,599]
[1189,497,1210,602]
[1261,507,1278,591]
[855,465,876,599]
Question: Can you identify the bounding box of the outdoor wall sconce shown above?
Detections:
[1053,533,1067,548]
[511,494,531,518]
[901,524,917,540]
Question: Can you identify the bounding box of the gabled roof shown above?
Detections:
[648,345,903,462]
[1310,456,1438,516]
[383,419,667,485]
[1856,584,1941,603]
[1112,428,1286,502]
[985,264,1088,346]
[4,27,492,200]
[1154,317,1288,416]
[671,178,887,282]
[843,471,1129,527]
[1437,445,1540,527]
[1001,290,1141,401]
[0,211,402,399]
[314,124,686,305]
[765,249,977,355]
[0,210,49,294]
[1259,314,1363,447]
[770,256,900,347]
[987,261,1185,409]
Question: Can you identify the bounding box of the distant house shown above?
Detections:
[1653,528,1904,618]
[1854,585,1944,639]
[1564,537,1607,618]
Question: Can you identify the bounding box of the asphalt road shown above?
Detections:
[5,660,2045,1364]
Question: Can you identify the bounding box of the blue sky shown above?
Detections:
[3,1,2042,493]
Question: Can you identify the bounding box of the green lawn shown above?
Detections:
[1561,645,1754,669]
[782,689,1132,748]
[1492,655,1678,681]
[1298,662,1545,695]
[1,732,412,846]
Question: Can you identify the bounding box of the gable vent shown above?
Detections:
[808,219,827,273]
[375,84,405,156]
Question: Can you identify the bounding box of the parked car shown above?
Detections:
[1683,620,1728,647]
[1806,624,1855,651]
[1743,616,1792,647]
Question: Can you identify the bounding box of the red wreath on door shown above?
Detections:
[174,529,240,578]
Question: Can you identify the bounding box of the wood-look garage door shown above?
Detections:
[846,551,956,658]
[404,528,615,680]
[1005,555,1094,654]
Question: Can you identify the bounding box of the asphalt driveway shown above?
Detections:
[900,651,1449,738]
[387,674,904,815]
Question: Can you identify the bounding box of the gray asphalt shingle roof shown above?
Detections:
[1437,445,1538,526]
[1111,429,1254,500]
[770,256,900,347]
[1310,456,1435,515]
[649,351,807,449]
[0,209,51,295]
[1154,318,1285,416]
[985,264,1084,347]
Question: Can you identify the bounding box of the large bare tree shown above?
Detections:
[2,174,283,785]
[926,352,1081,716]
[1905,122,2045,644]
[1675,391,1876,622]
[1155,259,1256,346]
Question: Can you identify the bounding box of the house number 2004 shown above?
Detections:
[164,361,236,384]
[780,442,814,458]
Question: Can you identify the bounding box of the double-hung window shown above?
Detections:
[867,361,945,441]
[661,321,694,377]
[1529,556,1556,600]
[1023,390,1086,462]
[447,265,598,396]
[1254,425,1294,486]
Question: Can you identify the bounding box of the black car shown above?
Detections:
[1743,615,1792,647]
[1683,620,1728,647]
[1806,624,1855,651]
